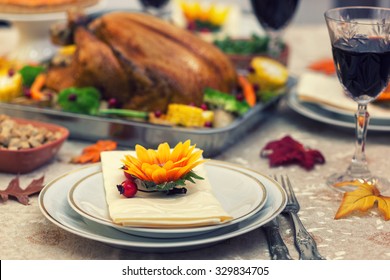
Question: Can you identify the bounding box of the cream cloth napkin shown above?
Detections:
[296,72,390,118]
[100,151,232,228]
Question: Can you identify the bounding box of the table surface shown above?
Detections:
[1,3,390,261]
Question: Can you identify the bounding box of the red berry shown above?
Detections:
[68,93,77,101]
[154,110,162,118]
[122,166,134,180]
[117,180,138,198]
[8,69,15,77]
[204,121,213,128]
[108,98,118,108]
[236,93,244,101]
[187,21,196,31]
[23,87,32,98]
[200,103,208,110]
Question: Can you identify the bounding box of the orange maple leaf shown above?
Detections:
[334,180,390,221]
[308,58,336,75]
[71,140,117,164]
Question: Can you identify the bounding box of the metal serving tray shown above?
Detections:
[0,79,294,157]
[0,101,274,157]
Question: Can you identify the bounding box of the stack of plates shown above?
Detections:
[288,89,390,131]
[287,73,390,132]
[38,161,286,252]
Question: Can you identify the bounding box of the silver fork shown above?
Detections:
[275,175,325,260]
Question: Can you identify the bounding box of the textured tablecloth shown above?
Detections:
[1,13,390,260]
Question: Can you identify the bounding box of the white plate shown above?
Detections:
[287,88,390,132]
[38,162,286,252]
[67,161,267,238]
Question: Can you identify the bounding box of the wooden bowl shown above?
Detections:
[0,118,69,174]
[227,42,289,70]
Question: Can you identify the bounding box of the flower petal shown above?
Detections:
[135,145,152,163]
[171,157,188,168]
[123,163,149,181]
[147,149,159,164]
[163,160,175,170]
[157,142,171,165]
[166,167,181,181]
[170,141,185,162]
[152,167,167,184]
[175,159,206,179]
[122,155,142,169]
[142,164,157,181]
[186,149,203,164]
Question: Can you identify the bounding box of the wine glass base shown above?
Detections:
[327,172,390,194]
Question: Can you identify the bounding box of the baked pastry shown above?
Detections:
[0,0,99,14]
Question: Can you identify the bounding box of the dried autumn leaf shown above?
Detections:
[335,180,390,221]
[261,136,325,170]
[308,58,336,75]
[0,176,45,205]
[71,140,117,164]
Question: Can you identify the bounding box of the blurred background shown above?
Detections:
[1,0,389,58]
[114,0,390,24]
[1,0,390,26]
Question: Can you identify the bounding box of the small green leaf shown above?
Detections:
[135,170,204,194]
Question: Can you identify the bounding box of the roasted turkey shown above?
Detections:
[46,12,237,112]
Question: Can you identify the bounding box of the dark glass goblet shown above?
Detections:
[250,0,300,58]
[324,6,390,192]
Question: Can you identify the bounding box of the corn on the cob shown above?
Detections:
[166,104,214,127]
[58,45,77,56]
[247,57,288,91]
[0,72,23,102]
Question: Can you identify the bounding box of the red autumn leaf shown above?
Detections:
[0,176,45,205]
[261,136,325,170]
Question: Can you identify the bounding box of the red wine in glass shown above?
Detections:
[325,6,390,192]
[139,0,169,9]
[138,0,170,16]
[332,37,390,102]
[250,0,299,30]
[250,0,299,57]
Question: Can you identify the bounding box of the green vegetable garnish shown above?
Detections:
[57,87,101,115]
[259,88,285,103]
[98,108,149,120]
[18,65,45,87]
[204,88,250,116]
[213,34,270,55]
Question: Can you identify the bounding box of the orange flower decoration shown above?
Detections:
[122,140,205,185]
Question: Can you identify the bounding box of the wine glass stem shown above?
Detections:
[268,31,282,59]
[348,104,371,178]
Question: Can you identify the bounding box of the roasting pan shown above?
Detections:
[0,78,294,157]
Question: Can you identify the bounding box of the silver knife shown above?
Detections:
[262,217,292,260]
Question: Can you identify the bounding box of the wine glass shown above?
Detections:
[324,6,390,192]
[138,0,170,17]
[250,0,300,59]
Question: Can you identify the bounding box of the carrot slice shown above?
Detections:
[30,73,46,100]
[238,75,256,107]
